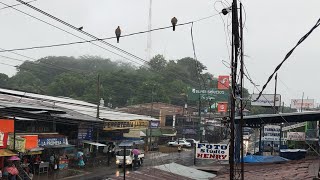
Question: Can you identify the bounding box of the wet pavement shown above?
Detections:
[31,148,221,180]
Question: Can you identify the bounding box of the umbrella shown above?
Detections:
[6,166,19,175]
[8,156,20,161]
[132,149,140,156]
[77,151,84,158]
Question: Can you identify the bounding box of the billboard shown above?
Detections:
[251,94,281,107]
[263,125,280,141]
[196,143,229,160]
[287,132,305,141]
[218,76,230,90]
[291,99,315,109]
[188,88,229,102]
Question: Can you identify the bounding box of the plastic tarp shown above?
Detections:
[243,155,289,163]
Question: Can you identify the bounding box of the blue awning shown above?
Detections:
[243,155,289,163]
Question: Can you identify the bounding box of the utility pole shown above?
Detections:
[229,0,240,179]
[96,74,100,146]
[239,3,245,180]
[146,0,152,61]
[301,92,304,112]
[149,85,155,151]
[274,73,278,114]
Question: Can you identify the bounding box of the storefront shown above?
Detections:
[38,134,75,170]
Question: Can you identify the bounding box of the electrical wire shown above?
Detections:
[0,13,221,53]
[0,0,36,10]
[255,17,320,101]
[8,0,213,87]
[243,63,320,156]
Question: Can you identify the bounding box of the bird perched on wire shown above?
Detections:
[115,26,121,43]
[171,17,178,31]
[78,26,83,31]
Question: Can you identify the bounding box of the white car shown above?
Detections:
[167,140,191,147]
[186,139,199,146]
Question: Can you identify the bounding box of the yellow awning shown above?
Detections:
[0,149,17,157]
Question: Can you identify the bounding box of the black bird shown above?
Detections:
[171,17,178,31]
[115,26,121,43]
[78,26,83,31]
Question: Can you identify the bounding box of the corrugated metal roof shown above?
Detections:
[0,88,159,121]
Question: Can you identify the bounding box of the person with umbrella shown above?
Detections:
[5,163,19,180]
[132,147,140,167]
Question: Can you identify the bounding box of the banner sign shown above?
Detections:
[251,94,281,107]
[38,137,67,147]
[287,132,306,141]
[9,137,26,153]
[218,76,230,90]
[188,88,229,102]
[196,143,229,160]
[291,99,315,109]
[263,125,280,141]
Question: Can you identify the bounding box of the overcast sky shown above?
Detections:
[0,0,319,106]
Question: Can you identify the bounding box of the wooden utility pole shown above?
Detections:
[239,3,245,180]
[96,74,100,144]
[274,73,278,114]
[229,0,240,179]
[301,92,304,112]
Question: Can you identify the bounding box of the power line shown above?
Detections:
[255,17,320,101]
[4,1,202,87]
[0,0,36,10]
[0,15,221,53]
[243,63,320,156]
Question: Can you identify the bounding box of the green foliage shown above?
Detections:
[3,55,208,107]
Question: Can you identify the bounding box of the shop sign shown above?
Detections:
[78,128,93,141]
[0,132,4,146]
[38,137,67,147]
[287,132,305,141]
[196,143,229,160]
[8,137,26,153]
[187,88,229,102]
[263,125,280,141]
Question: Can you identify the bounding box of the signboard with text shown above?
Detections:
[251,94,281,107]
[188,88,229,102]
[287,132,306,141]
[196,143,229,160]
[263,125,280,141]
[291,99,315,109]
[38,137,67,147]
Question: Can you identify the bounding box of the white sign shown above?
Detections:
[196,143,229,160]
[263,125,280,141]
[0,132,4,146]
[287,132,306,141]
[291,99,315,109]
[251,94,281,107]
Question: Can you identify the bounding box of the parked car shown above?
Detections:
[167,140,191,147]
[185,139,199,146]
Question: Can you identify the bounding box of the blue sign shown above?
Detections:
[78,128,93,140]
[38,137,67,147]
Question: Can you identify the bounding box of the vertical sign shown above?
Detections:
[218,102,228,112]
[218,76,230,90]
